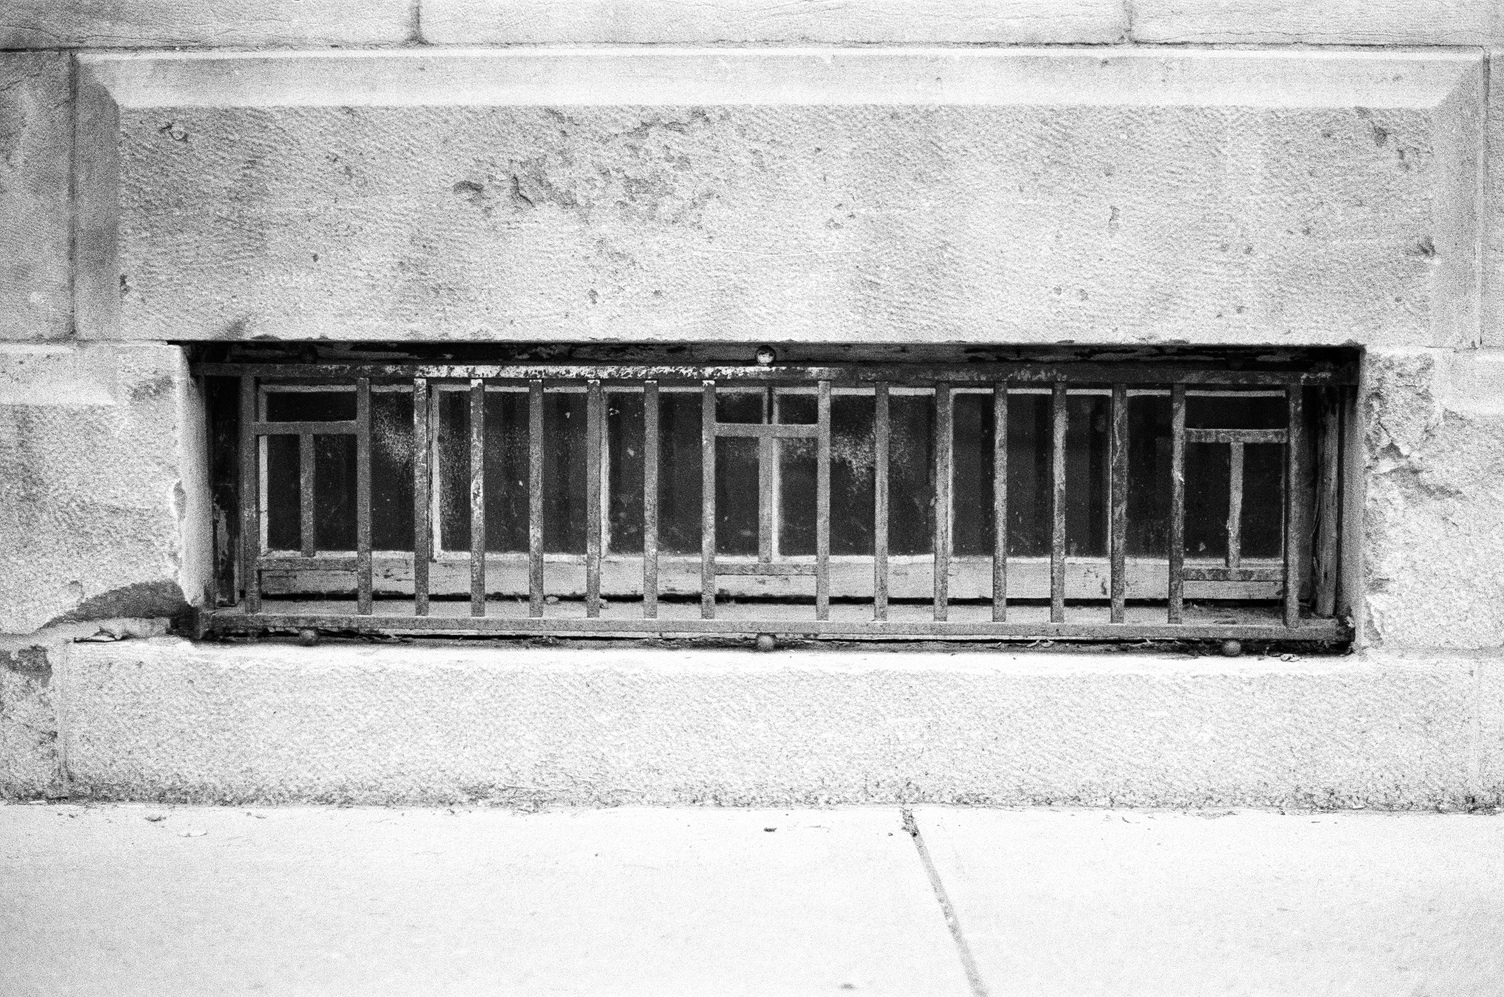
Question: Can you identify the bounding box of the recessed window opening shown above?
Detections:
[197,345,1357,646]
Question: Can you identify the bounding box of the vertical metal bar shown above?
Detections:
[529,380,544,618]
[992,382,1008,622]
[758,387,775,563]
[1110,383,1128,624]
[355,377,372,616]
[873,383,890,622]
[412,378,430,617]
[1050,383,1067,624]
[816,380,831,620]
[701,380,716,619]
[1168,383,1186,624]
[586,379,604,618]
[470,378,486,617]
[1226,441,1245,570]
[643,380,659,619]
[1284,386,1304,629]
[239,376,261,614]
[933,382,952,621]
[298,433,316,558]
[1314,388,1341,617]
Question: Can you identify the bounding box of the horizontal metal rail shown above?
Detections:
[210,360,1348,645]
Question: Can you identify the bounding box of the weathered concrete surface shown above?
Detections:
[75,49,1482,348]
[0,805,969,997]
[58,642,1498,809]
[1133,0,1502,46]
[0,53,71,342]
[0,619,169,800]
[0,345,210,635]
[423,0,1129,44]
[0,0,412,49]
[918,807,1504,997]
[1363,349,1504,650]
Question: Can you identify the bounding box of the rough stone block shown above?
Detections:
[1132,0,1500,45]
[61,642,1487,808]
[1363,349,1504,650]
[75,49,1483,349]
[1486,50,1504,347]
[0,345,210,636]
[0,52,71,342]
[422,0,1128,45]
[1480,656,1504,804]
[0,0,412,49]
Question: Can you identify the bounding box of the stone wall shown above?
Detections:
[1,1,1501,804]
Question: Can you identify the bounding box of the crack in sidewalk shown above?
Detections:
[903,807,990,997]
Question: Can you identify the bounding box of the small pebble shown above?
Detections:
[1221,640,1242,658]
[755,634,776,653]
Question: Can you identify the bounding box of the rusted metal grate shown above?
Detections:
[198,356,1354,644]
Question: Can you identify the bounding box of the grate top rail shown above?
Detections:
[201,358,1353,644]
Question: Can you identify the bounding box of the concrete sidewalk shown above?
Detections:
[1,804,1499,996]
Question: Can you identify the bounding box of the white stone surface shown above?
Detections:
[0,0,412,48]
[1363,349,1504,649]
[914,806,1504,996]
[0,53,71,342]
[422,0,1128,44]
[56,641,1496,808]
[0,345,210,635]
[0,804,968,996]
[73,48,1484,348]
[1132,0,1501,46]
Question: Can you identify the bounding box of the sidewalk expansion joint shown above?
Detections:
[902,807,990,997]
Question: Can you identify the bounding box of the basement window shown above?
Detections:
[196,345,1356,646]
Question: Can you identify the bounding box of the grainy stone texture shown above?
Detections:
[1487,50,1504,347]
[0,53,71,342]
[0,345,210,635]
[59,642,1496,808]
[0,0,413,49]
[1132,0,1501,45]
[79,50,1482,348]
[0,619,169,799]
[1363,349,1504,650]
[423,0,1129,44]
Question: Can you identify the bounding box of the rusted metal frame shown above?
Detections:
[250,420,359,436]
[201,361,1357,387]
[470,378,486,617]
[1168,384,1187,624]
[643,380,659,619]
[933,382,952,621]
[701,380,716,620]
[716,422,821,439]
[298,433,316,558]
[992,382,1008,622]
[355,377,373,616]
[815,380,832,621]
[718,562,818,577]
[529,380,545,618]
[585,379,604,618]
[1226,441,1245,571]
[1313,388,1342,618]
[239,376,262,613]
[1184,428,1287,445]
[1284,387,1304,628]
[1183,565,1281,582]
[413,377,431,617]
[874,383,890,621]
[1109,383,1128,624]
[215,611,1350,643]
[1050,383,1067,624]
